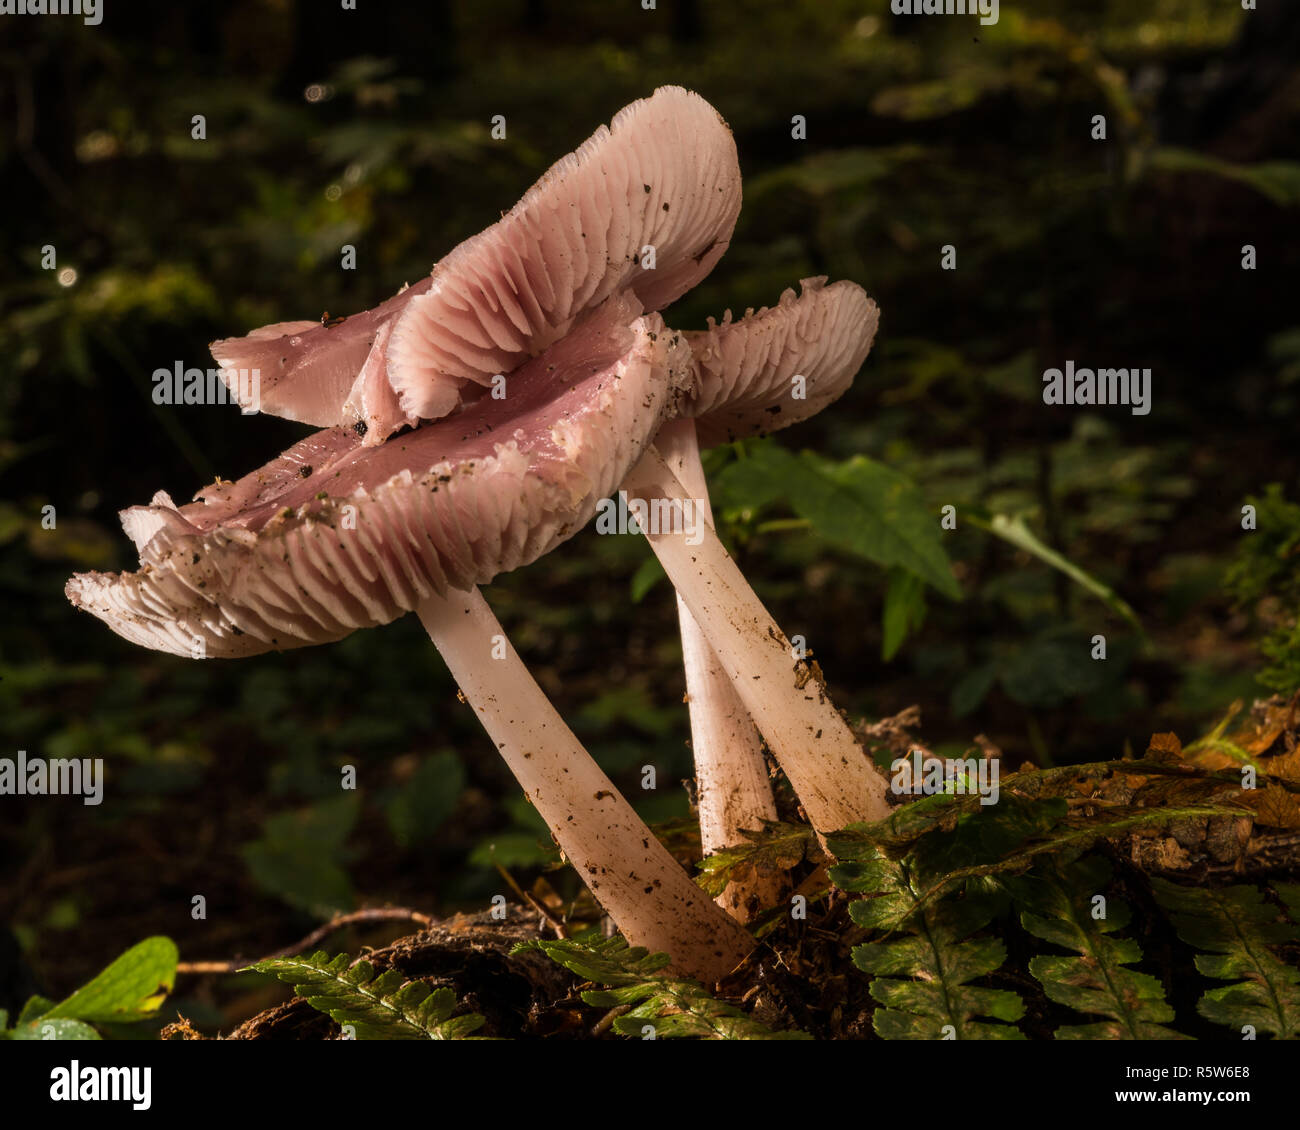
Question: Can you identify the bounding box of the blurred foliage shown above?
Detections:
[2,0,1299,1027]
[1226,485,1300,693]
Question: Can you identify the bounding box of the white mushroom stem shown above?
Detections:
[621,444,892,837]
[416,584,753,982]
[657,420,784,921]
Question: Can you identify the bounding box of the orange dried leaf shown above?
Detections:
[1265,750,1300,786]
[1147,732,1184,764]
[1253,786,1300,830]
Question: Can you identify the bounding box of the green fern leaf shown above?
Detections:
[833,846,1024,1039]
[696,821,814,898]
[243,951,485,1040]
[1152,879,1300,1039]
[516,936,809,1040]
[1010,856,1186,1039]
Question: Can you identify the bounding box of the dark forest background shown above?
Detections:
[2,0,1299,1032]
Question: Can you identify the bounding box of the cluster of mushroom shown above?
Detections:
[67,88,891,982]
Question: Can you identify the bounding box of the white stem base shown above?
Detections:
[417,585,752,982]
[658,421,784,921]
[622,445,892,836]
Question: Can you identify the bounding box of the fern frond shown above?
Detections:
[1276,883,1300,924]
[516,936,809,1040]
[832,846,1024,1040]
[830,782,1247,925]
[696,821,815,898]
[1152,879,1300,1039]
[244,951,485,1040]
[1009,856,1186,1039]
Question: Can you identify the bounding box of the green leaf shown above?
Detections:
[16,996,55,1025]
[1010,857,1186,1039]
[242,794,359,917]
[951,661,998,717]
[520,935,672,985]
[43,937,178,1025]
[696,821,815,898]
[1148,149,1300,208]
[244,951,485,1040]
[1153,879,1300,1039]
[1224,485,1300,693]
[999,631,1110,708]
[882,568,927,660]
[469,831,558,869]
[517,936,810,1040]
[385,751,464,848]
[748,145,927,199]
[830,790,1068,888]
[630,554,665,604]
[973,512,1141,633]
[4,1018,102,1041]
[830,762,1246,935]
[716,443,961,599]
[835,846,1024,1039]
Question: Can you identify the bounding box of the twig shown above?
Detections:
[591,1004,632,1037]
[176,908,435,975]
[494,862,568,938]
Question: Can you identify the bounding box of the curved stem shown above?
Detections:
[621,445,892,837]
[416,585,753,982]
[657,420,784,921]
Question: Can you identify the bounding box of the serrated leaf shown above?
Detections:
[837,846,1023,1039]
[517,936,808,1040]
[696,821,813,898]
[1153,879,1300,1039]
[244,950,485,1040]
[1275,883,1300,924]
[832,757,1249,920]
[715,443,960,598]
[43,937,177,1024]
[1011,857,1185,1039]
[518,935,671,986]
[1253,785,1300,829]
[831,791,1071,920]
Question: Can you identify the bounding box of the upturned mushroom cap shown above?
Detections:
[209,278,432,431]
[682,276,878,447]
[69,296,692,658]
[210,86,741,443]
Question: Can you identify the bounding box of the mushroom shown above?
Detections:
[210,84,892,847]
[80,86,895,964]
[68,296,754,982]
[210,86,741,444]
[622,278,894,842]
